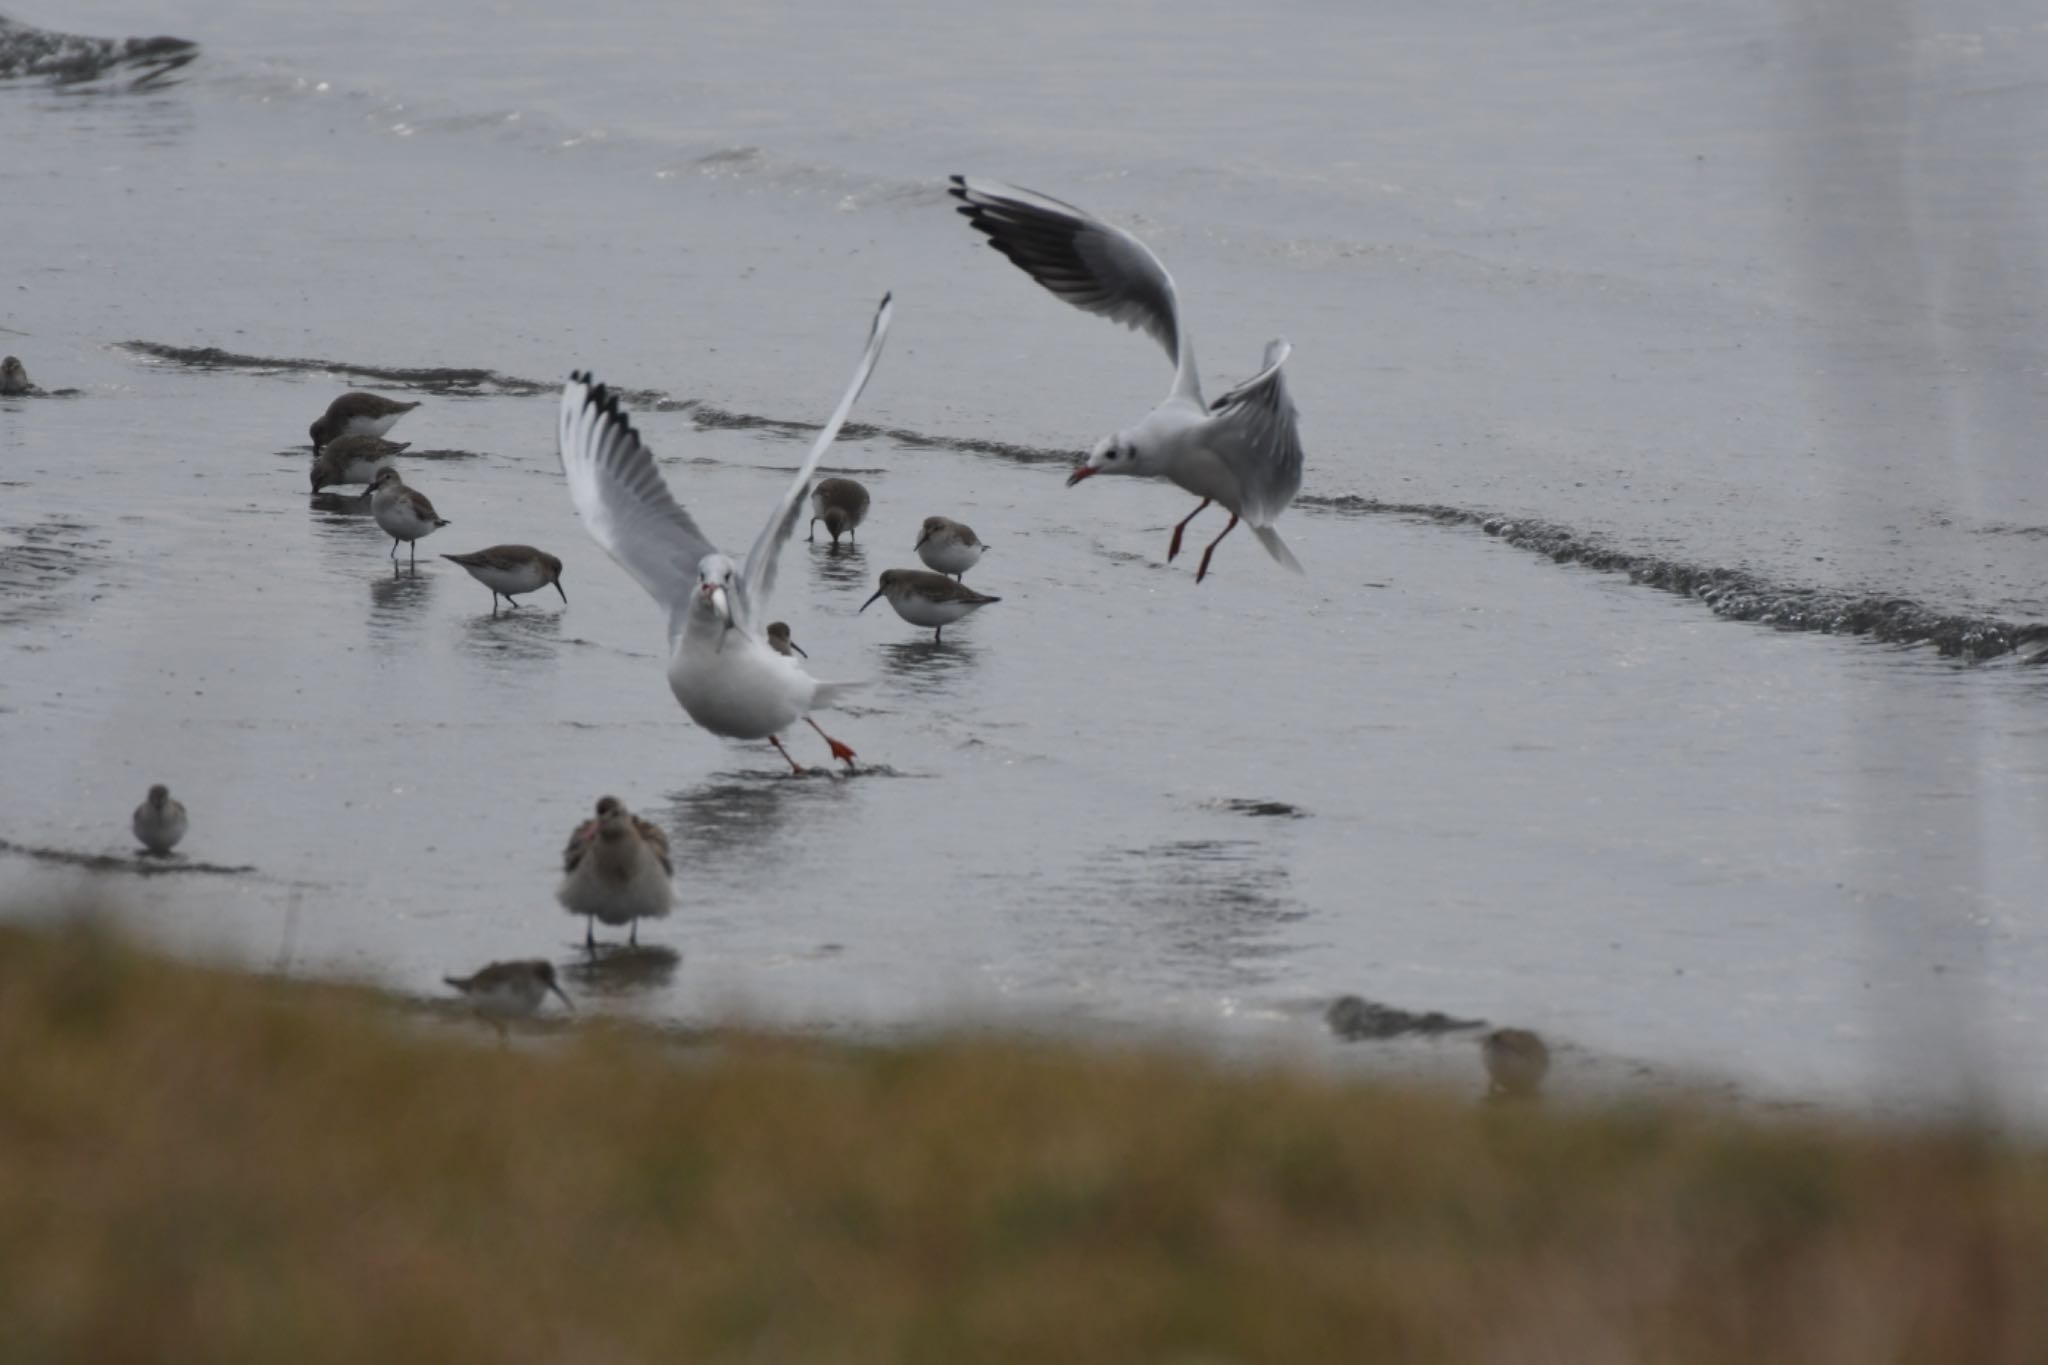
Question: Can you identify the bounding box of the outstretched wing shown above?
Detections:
[1206,339,1304,527]
[735,293,893,627]
[559,373,719,637]
[950,175,1200,404]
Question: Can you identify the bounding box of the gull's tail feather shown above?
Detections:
[810,680,867,711]
[1253,524,1304,575]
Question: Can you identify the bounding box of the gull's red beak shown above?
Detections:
[1066,464,1098,488]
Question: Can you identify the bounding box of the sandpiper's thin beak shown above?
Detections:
[790,640,808,658]
[551,985,576,1011]
[914,528,930,548]
[553,578,568,604]
[1066,464,1098,488]
[858,590,883,613]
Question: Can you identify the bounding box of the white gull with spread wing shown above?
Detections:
[557,295,892,772]
[950,176,1305,583]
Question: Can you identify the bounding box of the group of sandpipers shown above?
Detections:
[85,175,1546,1094]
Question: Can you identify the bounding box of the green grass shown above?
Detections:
[0,920,2043,1363]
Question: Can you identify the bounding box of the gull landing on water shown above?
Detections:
[950,176,1306,583]
[557,294,892,774]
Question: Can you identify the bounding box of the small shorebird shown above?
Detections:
[766,621,807,657]
[950,176,1306,583]
[1481,1028,1551,1100]
[441,545,566,615]
[368,467,450,567]
[557,294,891,774]
[809,477,870,546]
[914,515,985,580]
[309,434,409,493]
[558,796,673,948]
[860,568,999,641]
[0,356,38,397]
[311,391,421,452]
[131,783,187,855]
[444,959,574,1034]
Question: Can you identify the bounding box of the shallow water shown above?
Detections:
[4,1,2047,1116]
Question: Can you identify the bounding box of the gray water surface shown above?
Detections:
[4,0,2047,1116]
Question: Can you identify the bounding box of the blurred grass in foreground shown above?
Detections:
[1,921,2044,1363]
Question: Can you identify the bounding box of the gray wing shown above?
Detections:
[559,373,719,631]
[1205,339,1304,526]
[950,176,1200,404]
[735,293,893,628]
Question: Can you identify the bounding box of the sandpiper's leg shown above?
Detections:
[585,916,595,951]
[630,918,639,947]
[808,519,817,543]
[1195,515,1240,584]
[768,734,806,775]
[389,537,401,560]
[1168,499,1212,562]
[805,716,857,770]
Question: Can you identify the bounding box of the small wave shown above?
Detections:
[119,341,561,398]
[0,838,255,877]
[1301,494,2048,663]
[0,15,196,88]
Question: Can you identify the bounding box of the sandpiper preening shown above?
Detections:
[310,390,421,452]
[766,621,807,657]
[951,177,1306,583]
[444,959,574,1034]
[556,295,891,774]
[0,356,39,397]
[1481,1027,1551,1101]
[131,783,187,856]
[859,568,999,641]
[557,796,674,948]
[310,434,409,493]
[914,516,985,580]
[809,477,869,546]
[368,467,450,567]
[440,545,566,615]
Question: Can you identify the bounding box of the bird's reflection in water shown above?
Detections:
[310,490,375,520]
[460,606,564,665]
[367,567,435,648]
[563,943,681,998]
[809,540,868,589]
[1066,838,1305,995]
[879,638,981,687]
[369,566,435,612]
[659,769,849,880]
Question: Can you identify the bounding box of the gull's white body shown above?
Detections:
[557,295,892,765]
[667,608,836,739]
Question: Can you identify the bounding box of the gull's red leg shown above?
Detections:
[1167,499,1211,562]
[1195,515,1240,584]
[806,716,857,770]
[768,734,806,775]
